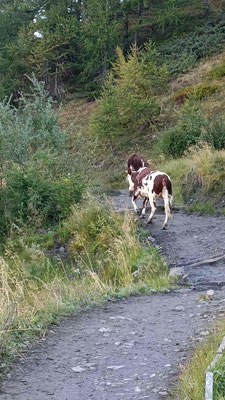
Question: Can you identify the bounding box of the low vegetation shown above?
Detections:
[0,200,170,374]
[173,83,221,104]
[173,319,225,400]
[204,59,225,80]
[212,354,225,399]
[157,99,225,159]
[158,145,225,207]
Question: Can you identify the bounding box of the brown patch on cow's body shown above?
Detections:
[132,168,154,195]
[153,174,172,196]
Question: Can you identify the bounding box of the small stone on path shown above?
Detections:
[174,306,185,312]
[71,366,86,373]
[107,365,125,371]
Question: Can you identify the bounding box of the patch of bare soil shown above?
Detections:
[0,190,225,400]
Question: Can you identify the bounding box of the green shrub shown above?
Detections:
[1,155,85,229]
[202,115,225,150]
[159,98,225,158]
[159,100,204,157]
[89,44,168,147]
[0,77,67,168]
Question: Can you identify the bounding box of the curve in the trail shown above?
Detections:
[0,190,225,400]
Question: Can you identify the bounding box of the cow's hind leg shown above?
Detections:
[162,190,171,230]
[140,197,148,219]
[146,195,156,224]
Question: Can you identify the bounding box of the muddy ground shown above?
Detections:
[0,190,225,400]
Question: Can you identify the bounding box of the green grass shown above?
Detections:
[173,319,225,400]
[204,60,225,80]
[186,200,215,214]
[212,354,225,399]
[0,199,171,379]
[158,145,225,207]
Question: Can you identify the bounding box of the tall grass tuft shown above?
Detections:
[66,198,169,288]
[158,144,225,205]
[0,200,169,371]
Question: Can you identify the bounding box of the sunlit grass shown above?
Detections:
[173,319,225,400]
[0,200,170,375]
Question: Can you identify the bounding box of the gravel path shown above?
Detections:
[0,190,225,400]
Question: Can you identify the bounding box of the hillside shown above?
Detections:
[1,2,225,398]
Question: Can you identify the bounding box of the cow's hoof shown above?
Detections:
[140,214,145,219]
[162,225,167,230]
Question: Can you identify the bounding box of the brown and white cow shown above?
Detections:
[130,167,173,230]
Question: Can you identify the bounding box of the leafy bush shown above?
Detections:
[202,115,225,150]
[159,100,204,157]
[159,98,225,157]
[1,155,85,227]
[173,83,221,104]
[0,77,67,168]
[89,44,168,147]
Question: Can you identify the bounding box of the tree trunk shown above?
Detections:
[134,1,142,46]
[123,11,129,53]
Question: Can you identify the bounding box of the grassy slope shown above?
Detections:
[2,0,225,389]
[59,48,225,206]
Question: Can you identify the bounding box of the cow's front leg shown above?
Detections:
[132,194,138,214]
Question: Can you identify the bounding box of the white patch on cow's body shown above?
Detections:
[127,174,134,192]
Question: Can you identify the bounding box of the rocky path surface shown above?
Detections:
[1,190,225,400]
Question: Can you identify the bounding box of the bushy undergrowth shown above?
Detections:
[159,17,225,76]
[158,100,225,158]
[0,79,85,235]
[0,78,66,167]
[159,100,204,158]
[0,155,85,229]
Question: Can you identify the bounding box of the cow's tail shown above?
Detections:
[162,178,171,220]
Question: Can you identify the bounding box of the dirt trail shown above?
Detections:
[0,190,225,400]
